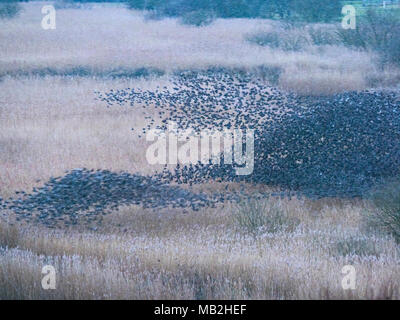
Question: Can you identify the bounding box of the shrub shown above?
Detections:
[127,0,164,11]
[381,32,400,67]
[263,0,341,22]
[290,0,342,23]
[248,29,309,51]
[127,0,343,23]
[365,180,400,243]
[261,0,293,19]
[250,24,343,51]
[0,0,21,19]
[54,0,92,10]
[279,30,310,51]
[180,9,215,27]
[333,236,379,257]
[211,0,255,18]
[248,32,281,48]
[249,24,340,50]
[337,9,400,66]
[255,65,282,86]
[0,221,19,249]
[307,26,338,46]
[232,198,299,237]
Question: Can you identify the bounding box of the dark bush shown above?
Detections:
[0,0,21,19]
[255,65,282,85]
[307,26,339,46]
[385,37,400,66]
[365,179,400,242]
[127,0,164,11]
[54,0,93,9]
[333,236,380,257]
[247,29,310,52]
[290,0,342,23]
[261,0,293,19]
[337,9,400,66]
[232,198,299,237]
[248,32,281,48]
[180,9,215,26]
[126,0,343,23]
[211,0,255,18]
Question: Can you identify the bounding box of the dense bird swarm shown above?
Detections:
[98,70,400,197]
[1,169,237,227]
[2,70,400,226]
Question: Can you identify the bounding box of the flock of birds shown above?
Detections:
[1,168,237,227]
[98,70,400,197]
[2,69,400,227]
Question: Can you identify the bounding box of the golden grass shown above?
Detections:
[0,76,170,198]
[0,3,399,300]
[1,198,399,299]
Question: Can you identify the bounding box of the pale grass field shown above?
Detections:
[1,198,400,299]
[0,3,399,299]
[2,2,399,94]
